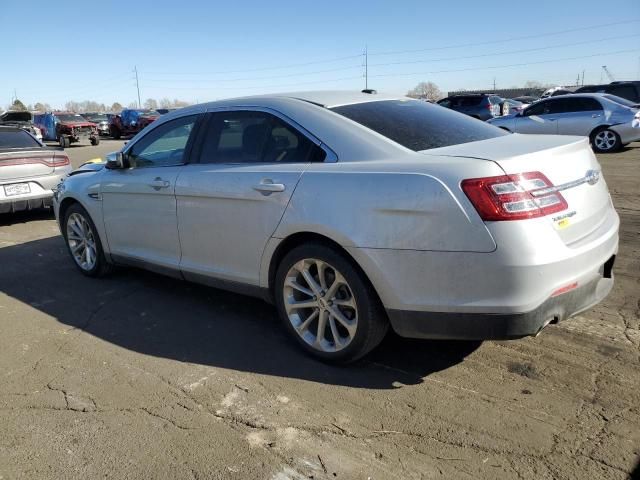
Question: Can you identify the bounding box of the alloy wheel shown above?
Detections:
[66,212,97,271]
[283,258,358,353]
[594,130,617,151]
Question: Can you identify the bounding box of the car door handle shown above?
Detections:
[253,180,285,195]
[149,177,170,190]
[592,114,601,118]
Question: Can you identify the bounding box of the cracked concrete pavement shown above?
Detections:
[0,140,639,479]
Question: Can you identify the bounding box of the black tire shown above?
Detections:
[591,127,622,153]
[62,203,113,277]
[274,243,388,363]
[90,137,100,146]
[110,125,121,139]
[59,135,70,148]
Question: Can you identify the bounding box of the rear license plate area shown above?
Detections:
[3,183,31,196]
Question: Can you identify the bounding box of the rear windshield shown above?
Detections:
[330,99,507,151]
[602,94,637,108]
[0,129,40,148]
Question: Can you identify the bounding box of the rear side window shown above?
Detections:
[198,111,324,164]
[330,99,507,151]
[0,129,40,148]
[451,97,483,107]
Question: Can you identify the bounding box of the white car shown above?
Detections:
[488,93,640,152]
[53,91,619,362]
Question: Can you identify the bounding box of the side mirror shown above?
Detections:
[105,151,126,169]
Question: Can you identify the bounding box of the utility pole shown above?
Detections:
[493,77,496,91]
[134,66,141,108]
[581,70,585,86]
[364,45,368,90]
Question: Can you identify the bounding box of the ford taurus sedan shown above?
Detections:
[488,93,640,153]
[53,91,619,362]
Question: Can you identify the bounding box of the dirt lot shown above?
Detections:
[1,140,638,480]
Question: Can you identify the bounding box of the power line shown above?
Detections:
[142,64,362,85]
[368,33,640,68]
[369,18,640,56]
[369,48,640,79]
[141,53,363,77]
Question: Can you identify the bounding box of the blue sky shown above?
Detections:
[2,0,639,108]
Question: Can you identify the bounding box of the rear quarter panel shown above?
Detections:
[272,158,502,252]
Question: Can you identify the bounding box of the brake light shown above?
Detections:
[461,171,568,221]
[48,154,70,167]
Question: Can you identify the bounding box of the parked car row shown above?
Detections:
[437,81,640,153]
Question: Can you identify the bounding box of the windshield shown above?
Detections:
[56,114,87,123]
[0,129,40,148]
[602,94,638,108]
[134,110,158,116]
[84,114,108,121]
[330,99,508,151]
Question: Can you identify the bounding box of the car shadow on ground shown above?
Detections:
[0,234,481,390]
[0,208,55,226]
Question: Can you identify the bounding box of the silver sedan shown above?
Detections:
[488,93,640,153]
[53,92,619,362]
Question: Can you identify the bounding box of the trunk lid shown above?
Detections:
[422,134,613,246]
[0,148,60,180]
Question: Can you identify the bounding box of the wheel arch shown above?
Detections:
[265,231,382,305]
[589,124,613,139]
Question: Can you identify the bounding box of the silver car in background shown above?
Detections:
[488,93,640,152]
[53,92,618,362]
[0,126,71,214]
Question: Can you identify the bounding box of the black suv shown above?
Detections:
[437,94,506,120]
[574,81,640,103]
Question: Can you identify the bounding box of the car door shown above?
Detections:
[101,113,201,272]
[555,97,604,136]
[515,99,560,134]
[175,108,328,287]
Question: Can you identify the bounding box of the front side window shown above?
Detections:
[608,85,637,101]
[127,114,198,168]
[198,111,323,164]
[330,99,507,151]
[524,101,550,116]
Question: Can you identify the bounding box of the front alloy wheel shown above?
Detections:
[63,203,112,277]
[66,212,98,271]
[283,258,358,353]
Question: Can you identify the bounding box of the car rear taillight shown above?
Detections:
[461,171,568,221]
[46,154,70,168]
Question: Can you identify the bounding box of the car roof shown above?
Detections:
[204,91,404,109]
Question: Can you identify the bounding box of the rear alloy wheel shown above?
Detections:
[90,137,100,146]
[59,135,70,148]
[63,204,112,277]
[592,128,621,153]
[275,244,388,363]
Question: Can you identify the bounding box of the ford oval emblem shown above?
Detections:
[586,169,600,186]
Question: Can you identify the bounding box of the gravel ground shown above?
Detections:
[0,140,638,480]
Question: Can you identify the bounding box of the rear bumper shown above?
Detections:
[388,264,614,340]
[0,192,53,214]
[611,123,640,145]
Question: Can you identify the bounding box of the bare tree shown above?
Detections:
[407,81,443,101]
[111,102,123,112]
[9,99,28,111]
[33,102,52,112]
[128,101,139,109]
[144,98,158,110]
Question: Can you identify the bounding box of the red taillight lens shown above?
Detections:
[461,171,568,221]
[45,154,70,168]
